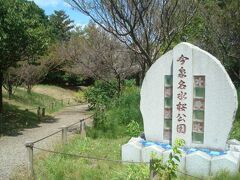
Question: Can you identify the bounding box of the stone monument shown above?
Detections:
[122,42,239,177]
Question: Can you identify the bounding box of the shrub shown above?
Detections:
[86,80,143,138]
[150,139,185,179]
[126,120,141,137]
[74,91,86,103]
[84,80,117,109]
[230,87,240,139]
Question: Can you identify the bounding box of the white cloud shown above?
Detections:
[32,0,62,7]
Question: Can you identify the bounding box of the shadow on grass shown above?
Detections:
[0,103,57,136]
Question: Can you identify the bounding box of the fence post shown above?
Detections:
[81,122,86,137]
[61,99,64,106]
[51,102,54,110]
[42,107,45,117]
[79,120,83,134]
[61,126,68,144]
[37,107,41,120]
[25,141,34,179]
[68,98,70,104]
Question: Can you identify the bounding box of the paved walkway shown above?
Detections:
[0,104,91,180]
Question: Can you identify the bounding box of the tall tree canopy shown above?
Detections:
[0,0,51,112]
[67,0,197,78]
[49,10,74,42]
[185,0,240,86]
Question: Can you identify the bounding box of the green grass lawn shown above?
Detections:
[26,136,149,180]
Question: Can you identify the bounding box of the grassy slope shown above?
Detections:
[31,136,149,180]
[1,85,76,136]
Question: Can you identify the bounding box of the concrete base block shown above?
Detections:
[122,142,142,162]
[129,137,143,144]
[230,145,240,152]
[142,145,165,162]
[227,139,240,145]
[211,152,239,175]
[186,151,211,177]
[177,151,186,173]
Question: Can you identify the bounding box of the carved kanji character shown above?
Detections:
[178,80,186,89]
[176,114,186,122]
[178,67,186,78]
[177,91,187,100]
[176,102,187,111]
[177,124,186,133]
[177,54,189,65]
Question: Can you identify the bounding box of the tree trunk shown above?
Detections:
[135,72,141,86]
[116,75,121,95]
[0,71,3,113]
[140,62,146,85]
[0,71,3,134]
[27,85,32,94]
[7,80,13,99]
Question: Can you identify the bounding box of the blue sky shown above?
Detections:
[31,0,90,27]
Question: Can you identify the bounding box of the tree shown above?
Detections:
[49,10,74,42]
[17,61,49,93]
[0,0,51,112]
[52,23,139,93]
[67,0,197,81]
[44,10,75,85]
[3,68,22,99]
[186,0,240,86]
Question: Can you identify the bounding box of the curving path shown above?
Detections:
[0,104,92,180]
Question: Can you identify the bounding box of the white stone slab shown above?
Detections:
[186,151,211,177]
[211,152,240,175]
[192,44,238,150]
[140,42,238,150]
[142,145,165,163]
[122,142,142,162]
[140,50,173,143]
[172,44,193,146]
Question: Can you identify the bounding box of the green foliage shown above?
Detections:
[49,10,74,42]
[114,164,149,180]
[126,120,141,137]
[84,81,117,109]
[151,139,185,179]
[87,82,143,138]
[185,0,240,86]
[74,91,86,103]
[0,0,51,70]
[230,87,240,139]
